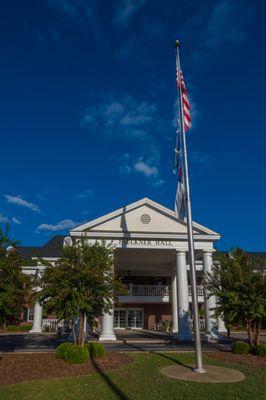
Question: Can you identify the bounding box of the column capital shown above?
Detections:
[176,250,187,257]
[203,249,215,256]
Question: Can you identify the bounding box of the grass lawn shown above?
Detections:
[0,352,265,400]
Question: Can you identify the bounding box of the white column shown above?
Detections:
[99,258,116,342]
[99,304,116,341]
[171,268,178,333]
[29,301,43,333]
[176,251,192,341]
[203,251,219,339]
[218,316,226,334]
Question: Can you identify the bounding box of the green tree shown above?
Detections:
[207,248,266,348]
[37,239,119,347]
[0,226,31,326]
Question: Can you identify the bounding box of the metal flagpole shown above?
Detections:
[175,40,206,373]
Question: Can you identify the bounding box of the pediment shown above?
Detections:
[71,198,219,237]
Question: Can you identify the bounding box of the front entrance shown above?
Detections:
[114,308,143,329]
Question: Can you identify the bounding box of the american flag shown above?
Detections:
[174,132,186,220]
[176,68,191,131]
[174,59,191,220]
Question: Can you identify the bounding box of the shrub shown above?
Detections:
[64,345,89,364]
[87,342,105,358]
[6,325,18,331]
[56,342,74,359]
[18,324,32,331]
[254,343,266,357]
[162,320,171,332]
[231,340,250,354]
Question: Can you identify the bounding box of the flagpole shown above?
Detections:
[175,40,206,373]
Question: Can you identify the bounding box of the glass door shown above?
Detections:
[114,310,126,329]
[127,309,143,329]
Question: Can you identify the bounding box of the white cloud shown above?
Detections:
[180,1,254,68]
[133,160,164,186]
[119,156,164,187]
[113,0,146,28]
[5,195,40,213]
[0,214,9,224]
[75,189,93,200]
[12,217,21,225]
[47,0,99,36]
[81,95,157,141]
[81,93,170,187]
[134,161,158,178]
[37,219,78,232]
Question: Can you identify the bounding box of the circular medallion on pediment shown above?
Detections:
[140,214,151,224]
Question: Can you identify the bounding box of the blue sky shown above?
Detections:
[0,0,265,250]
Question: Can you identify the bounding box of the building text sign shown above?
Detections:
[117,239,173,246]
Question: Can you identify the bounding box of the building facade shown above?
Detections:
[20,197,226,340]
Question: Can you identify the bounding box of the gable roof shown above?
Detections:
[70,197,220,238]
[17,235,65,260]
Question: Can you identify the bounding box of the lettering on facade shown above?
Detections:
[118,239,173,246]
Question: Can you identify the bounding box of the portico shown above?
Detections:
[69,197,222,341]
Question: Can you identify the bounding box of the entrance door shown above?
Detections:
[114,310,126,329]
[127,309,143,329]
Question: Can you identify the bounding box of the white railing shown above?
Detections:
[155,318,205,331]
[42,319,70,333]
[123,284,170,297]
[188,285,204,296]
[120,284,204,297]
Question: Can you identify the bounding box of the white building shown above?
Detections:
[20,197,226,340]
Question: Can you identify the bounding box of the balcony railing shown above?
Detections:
[120,284,204,297]
[122,284,170,297]
[188,285,204,296]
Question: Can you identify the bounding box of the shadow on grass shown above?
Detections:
[151,352,194,371]
[91,358,130,400]
[121,340,145,352]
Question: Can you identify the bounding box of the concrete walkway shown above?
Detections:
[0,330,232,353]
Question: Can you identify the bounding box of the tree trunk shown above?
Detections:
[254,321,261,347]
[72,319,77,345]
[246,320,252,347]
[227,327,230,339]
[77,313,85,347]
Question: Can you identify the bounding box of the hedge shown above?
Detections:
[56,343,89,364]
[87,342,105,358]
[64,345,89,364]
[231,340,250,354]
[56,342,74,359]
[254,343,266,357]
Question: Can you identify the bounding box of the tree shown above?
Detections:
[0,226,31,326]
[37,239,119,347]
[207,248,266,348]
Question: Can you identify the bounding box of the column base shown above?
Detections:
[29,327,42,334]
[99,333,116,342]
[205,331,219,341]
[172,328,178,333]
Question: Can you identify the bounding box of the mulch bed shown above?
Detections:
[206,350,266,367]
[0,353,132,386]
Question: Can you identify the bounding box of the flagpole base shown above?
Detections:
[193,367,206,374]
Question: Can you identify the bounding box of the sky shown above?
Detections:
[0,0,265,250]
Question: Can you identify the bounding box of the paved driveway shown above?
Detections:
[0,330,233,353]
[1,329,264,353]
